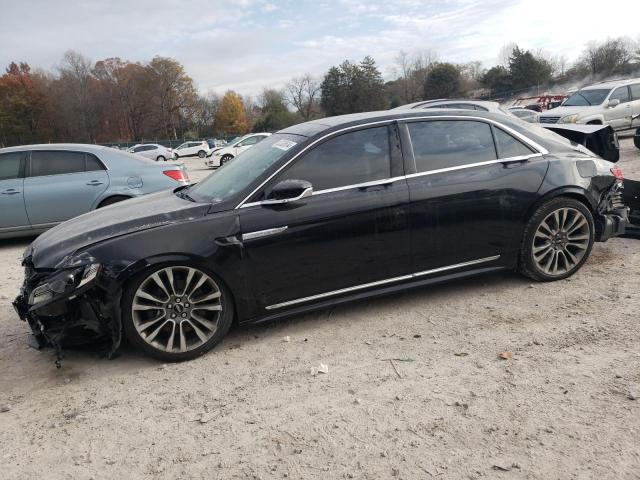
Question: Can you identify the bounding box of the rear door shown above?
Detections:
[238,124,411,312]
[0,151,30,232]
[23,150,109,226]
[402,118,549,273]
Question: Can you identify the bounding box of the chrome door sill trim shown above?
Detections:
[265,254,501,310]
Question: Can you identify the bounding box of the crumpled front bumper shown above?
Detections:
[13,261,122,355]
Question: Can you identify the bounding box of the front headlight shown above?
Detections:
[29,254,101,306]
[559,114,579,124]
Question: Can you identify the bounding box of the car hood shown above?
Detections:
[28,190,211,269]
[540,105,598,118]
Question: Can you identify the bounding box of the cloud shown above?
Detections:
[0,0,638,96]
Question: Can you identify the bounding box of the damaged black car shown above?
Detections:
[14,110,630,362]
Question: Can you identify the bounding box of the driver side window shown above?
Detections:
[610,86,630,103]
[276,126,392,192]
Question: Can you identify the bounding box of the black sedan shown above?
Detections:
[14,110,629,361]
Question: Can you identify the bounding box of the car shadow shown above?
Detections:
[1,269,530,392]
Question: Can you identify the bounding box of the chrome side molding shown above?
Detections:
[265,254,501,310]
[242,226,289,241]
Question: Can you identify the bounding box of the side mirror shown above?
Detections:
[608,98,620,108]
[262,179,313,205]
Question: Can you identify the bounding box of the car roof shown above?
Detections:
[583,77,640,90]
[281,109,514,136]
[0,143,108,154]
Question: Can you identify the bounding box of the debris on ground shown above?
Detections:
[0,404,10,413]
[311,363,329,376]
[498,351,513,360]
[283,336,290,343]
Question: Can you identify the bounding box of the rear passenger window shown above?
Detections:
[493,128,534,158]
[30,151,86,177]
[0,152,22,180]
[407,120,497,172]
[85,153,104,172]
[277,126,391,191]
[631,84,640,101]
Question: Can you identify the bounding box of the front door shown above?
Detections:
[606,86,632,130]
[402,119,549,272]
[0,151,30,233]
[23,150,109,227]
[238,125,411,313]
[630,83,640,129]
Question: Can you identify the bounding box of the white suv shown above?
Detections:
[174,141,210,159]
[205,133,271,168]
[127,143,174,161]
[540,79,640,134]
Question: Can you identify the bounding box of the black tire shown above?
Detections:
[156,155,166,162]
[197,150,206,158]
[221,154,233,165]
[121,262,234,362]
[634,128,640,149]
[519,197,595,282]
[98,195,131,208]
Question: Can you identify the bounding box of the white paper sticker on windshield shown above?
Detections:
[272,139,297,151]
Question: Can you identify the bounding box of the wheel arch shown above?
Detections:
[96,194,133,209]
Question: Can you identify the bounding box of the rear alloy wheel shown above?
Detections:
[156,155,166,162]
[198,150,206,158]
[519,198,594,281]
[122,264,233,361]
[221,154,233,165]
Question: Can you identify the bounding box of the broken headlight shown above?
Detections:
[28,254,101,306]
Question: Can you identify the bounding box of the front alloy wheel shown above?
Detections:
[519,198,594,281]
[123,264,233,361]
[198,150,206,158]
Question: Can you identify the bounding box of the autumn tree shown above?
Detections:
[57,50,96,141]
[146,56,198,139]
[214,90,249,135]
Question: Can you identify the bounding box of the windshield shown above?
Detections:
[563,89,610,106]
[187,133,305,203]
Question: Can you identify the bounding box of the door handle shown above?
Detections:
[357,178,395,190]
[86,180,104,186]
[1,189,20,195]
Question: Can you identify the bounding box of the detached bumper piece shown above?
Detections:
[13,259,121,357]
[596,181,629,241]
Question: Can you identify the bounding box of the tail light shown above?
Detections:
[610,166,624,181]
[163,169,189,183]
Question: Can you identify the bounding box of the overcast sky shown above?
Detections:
[1,0,638,96]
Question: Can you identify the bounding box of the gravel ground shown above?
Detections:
[0,139,639,480]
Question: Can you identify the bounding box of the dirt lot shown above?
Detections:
[1,139,639,480]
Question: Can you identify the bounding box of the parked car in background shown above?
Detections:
[174,141,210,159]
[205,133,271,168]
[207,139,226,149]
[14,110,628,361]
[509,107,540,123]
[127,143,174,161]
[539,78,640,133]
[0,144,189,239]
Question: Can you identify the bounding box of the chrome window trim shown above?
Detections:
[265,255,501,310]
[235,115,548,210]
[239,152,542,209]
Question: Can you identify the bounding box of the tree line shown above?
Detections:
[1,37,639,147]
